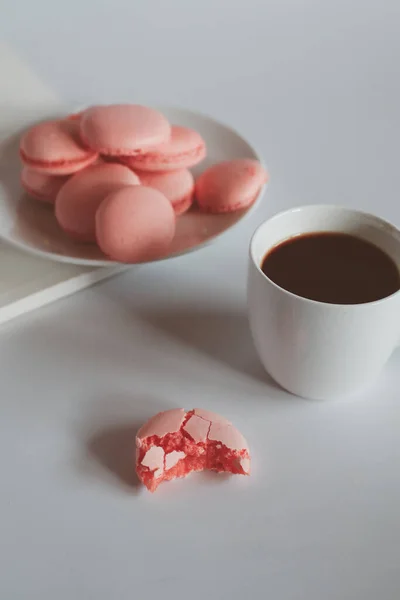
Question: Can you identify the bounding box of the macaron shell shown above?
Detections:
[195,158,268,213]
[136,169,194,216]
[136,408,186,443]
[123,125,206,171]
[19,118,98,175]
[55,163,140,242]
[240,457,251,474]
[165,450,186,470]
[208,421,250,452]
[80,104,171,156]
[193,408,231,424]
[182,414,210,443]
[21,167,69,204]
[141,446,165,471]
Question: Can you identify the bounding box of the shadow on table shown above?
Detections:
[141,307,280,389]
[86,422,143,492]
[0,130,22,186]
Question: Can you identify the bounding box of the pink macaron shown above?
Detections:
[136,169,194,216]
[79,104,171,156]
[95,185,176,263]
[55,163,140,242]
[21,167,70,204]
[121,125,206,172]
[195,158,268,213]
[19,118,98,175]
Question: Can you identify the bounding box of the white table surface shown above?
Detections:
[1,1,400,598]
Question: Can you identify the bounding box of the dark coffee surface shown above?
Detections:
[261,232,400,304]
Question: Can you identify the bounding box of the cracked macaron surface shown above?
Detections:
[136,408,250,492]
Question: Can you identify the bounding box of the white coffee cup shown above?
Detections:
[248,205,400,400]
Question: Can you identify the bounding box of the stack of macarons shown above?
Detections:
[19,104,268,263]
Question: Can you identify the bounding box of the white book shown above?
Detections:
[0,42,123,326]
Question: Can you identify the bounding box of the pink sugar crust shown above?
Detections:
[21,167,69,204]
[121,125,206,171]
[183,414,210,443]
[141,446,165,471]
[79,104,171,156]
[19,118,98,175]
[136,407,250,491]
[165,450,186,470]
[193,408,249,451]
[208,421,250,452]
[95,185,176,263]
[136,408,186,444]
[195,158,268,214]
[55,163,140,242]
[193,408,230,424]
[188,409,248,450]
[136,169,194,215]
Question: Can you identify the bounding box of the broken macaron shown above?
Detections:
[136,408,250,492]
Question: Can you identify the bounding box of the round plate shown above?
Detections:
[0,106,266,266]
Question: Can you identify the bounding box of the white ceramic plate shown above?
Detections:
[0,106,266,267]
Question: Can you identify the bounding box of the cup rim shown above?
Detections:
[249,204,400,309]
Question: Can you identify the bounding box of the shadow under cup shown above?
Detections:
[247,205,400,400]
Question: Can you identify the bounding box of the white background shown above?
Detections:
[1,1,400,598]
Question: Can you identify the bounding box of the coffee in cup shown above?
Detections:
[248,205,400,400]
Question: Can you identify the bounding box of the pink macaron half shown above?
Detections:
[121,125,206,172]
[21,167,70,204]
[55,163,140,242]
[195,158,268,213]
[136,169,194,216]
[19,118,98,175]
[95,185,176,263]
[79,104,171,156]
